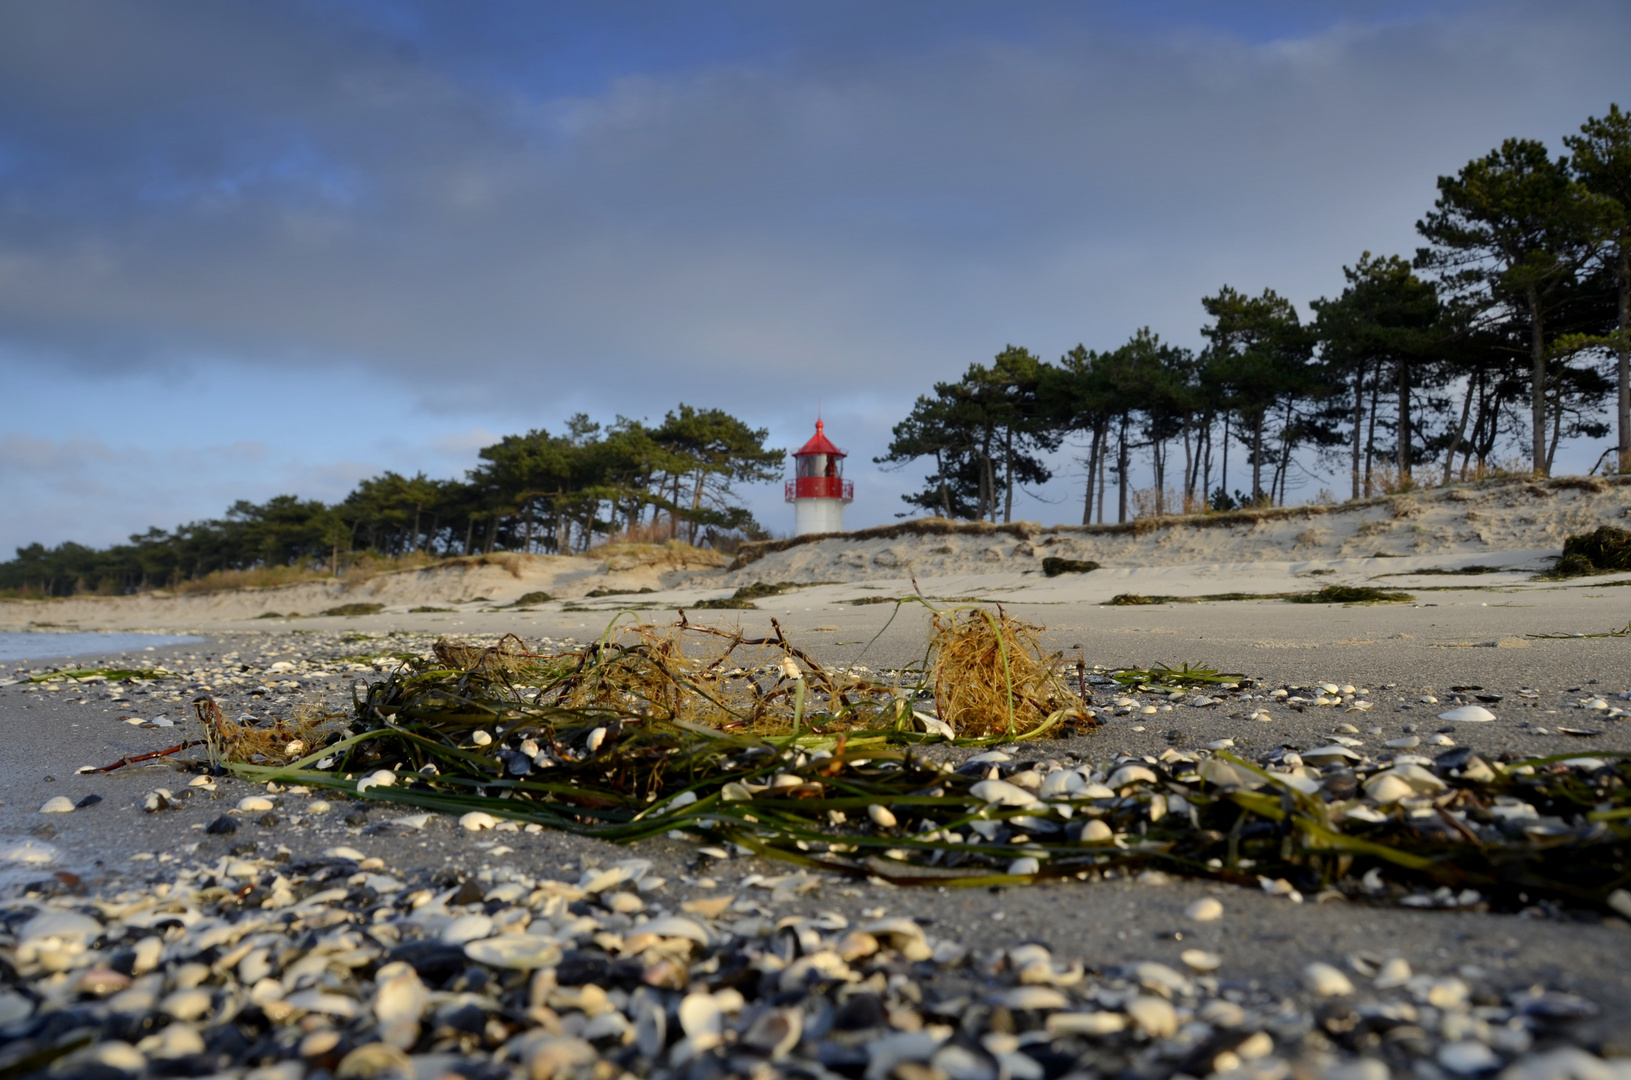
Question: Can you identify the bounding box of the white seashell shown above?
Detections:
[1185,897,1223,922]
[1039,770,1085,799]
[1180,949,1221,972]
[1304,962,1354,996]
[1373,956,1412,989]
[1007,856,1040,876]
[1363,773,1415,805]
[160,988,212,1021]
[914,711,956,738]
[20,910,101,945]
[354,770,395,794]
[1303,745,1363,764]
[472,730,493,746]
[459,811,498,831]
[868,804,898,828]
[586,727,606,752]
[324,845,367,860]
[1106,765,1158,789]
[237,796,275,812]
[1198,759,1261,789]
[969,779,1038,807]
[778,656,801,680]
[38,796,74,814]
[1438,705,1495,723]
[373,963,427,1027]
[678,992,726,1050]
[335,1042,413,1079]
[641,914,712,944]
[1125,995,1178,1037]
[1047,1011,1125,1036]
[441,914,494,945]
[1078,819,1113,843]
[464,935,563,969]
[992,985,1069,1010]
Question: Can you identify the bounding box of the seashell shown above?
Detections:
[324,845,367,860]
[1438,705,1495,723]
[992,985,1069,1010]
[585,726,606,752]
[1133,961,1191,998]
[1106,765,1158,789]
[1039,770,1085,799]
[1185,897,1223,922]
[1363,773,1415,805]
[441,913,494,944]
[1047,1011,1126,1036]
[915,712,956,738]
[238,796,275,812]
[1125,995,1178,1037]
[1198,760,1262,789]
[1304,962,1354,996]
[1374,956,1412,989]
[465,934,562,969]
[1181,949,1221,972]
[460,811,498,831]
[1303,745,1363,765]
[1007,856,1040,876]
[139,1023,206,1059]
[373,962,427,1027]
[159,988,213,1022]
[969,779,1038,807]
[869,804,898,828]
[640,914,711,944]
[335,1042,413,1080]
[471,730,493,746]
[355,770,396,793]
[20,910,101,946]
[740,1006,802,1057]
[1078,819,1113,843]
[678,992,726,1049]
[300,1030,342,1057]
[38,796,74,814]
[1438,1042,1500,1075]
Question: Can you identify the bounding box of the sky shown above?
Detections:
[2,0,1628,554]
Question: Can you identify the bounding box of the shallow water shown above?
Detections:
[0,630,204,663]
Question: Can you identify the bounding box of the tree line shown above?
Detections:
[880,105,1631,523]
[2,406,782,597]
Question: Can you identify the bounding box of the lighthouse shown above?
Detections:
[785,418,854,536]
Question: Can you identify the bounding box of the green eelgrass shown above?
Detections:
[222,614,1631,911]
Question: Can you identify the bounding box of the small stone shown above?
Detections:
[206,815,238,835]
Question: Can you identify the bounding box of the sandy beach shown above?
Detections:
[4,477,1631,1078]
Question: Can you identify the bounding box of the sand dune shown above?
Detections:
[4,475,1626,630]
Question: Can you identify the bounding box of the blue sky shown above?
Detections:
[1,0,1627,552]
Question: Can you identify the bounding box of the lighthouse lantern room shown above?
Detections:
[785,419,854,535]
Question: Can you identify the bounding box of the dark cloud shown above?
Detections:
[1,1,1627,542]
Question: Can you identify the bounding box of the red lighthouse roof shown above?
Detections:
[793,419,845,458]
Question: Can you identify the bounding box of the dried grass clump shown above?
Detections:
[927,609,1066,737]
[195,696,324,766]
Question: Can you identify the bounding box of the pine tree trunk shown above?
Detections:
[1442,375,1475,485]
[1082,424,1101,525]
[1618,247,1630,473]
[1528,284,1549,477]
[1117,415,1130,524]
[1002,427,1014,524]
[1397,361,1412,484]
[1351,363,1365,500]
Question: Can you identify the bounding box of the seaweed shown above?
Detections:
[1041,557,1101,577]
[584,587,653,599]
[508,591,555,606]
[323,603,386,617]
[1544,525,1631,578]
[409,606,453,613]
[1286,585,1413,604]
[214,617,1631,913]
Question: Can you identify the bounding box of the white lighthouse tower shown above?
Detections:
[786,418,854,536]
